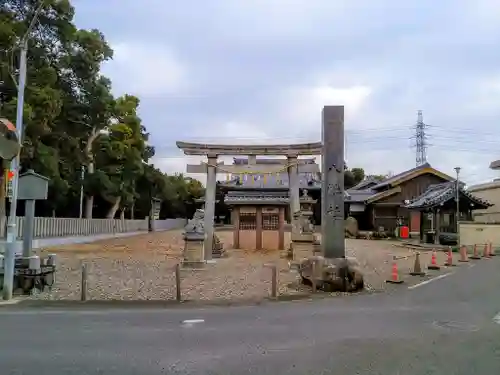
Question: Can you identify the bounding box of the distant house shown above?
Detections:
[466,159,500,223]
[345,163,456,233]
[210,158,471,234]
[405,181,491,243]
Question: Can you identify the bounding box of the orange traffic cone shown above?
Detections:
[428,250,441,270]
[483,243,491,259]
[470,244,481,260]
[444,247,456,266]
[458,245,469,262]
[386,257,404,284]
[489,242,496,257]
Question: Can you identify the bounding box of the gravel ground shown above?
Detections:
[28,230,451,301]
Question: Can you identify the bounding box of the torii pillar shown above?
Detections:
[321,106,345,259]
[203,155,217,260]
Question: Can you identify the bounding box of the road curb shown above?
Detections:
[0,289,378,310]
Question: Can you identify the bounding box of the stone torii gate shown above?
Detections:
[175,141,322,260]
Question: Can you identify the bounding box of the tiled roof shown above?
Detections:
[345,188,375,203]
[224,191,290,205]
[350,177,384,191]
[218,174,322,189]
[224,189,350,205]
[233,157,317,165]
[406,181,493,209]
[371,163,432,190]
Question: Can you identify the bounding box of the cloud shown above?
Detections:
[101,42,188,97]
[72,0,500,186]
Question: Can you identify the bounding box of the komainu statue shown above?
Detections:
[184,209,225,257]
[184,209,205,235]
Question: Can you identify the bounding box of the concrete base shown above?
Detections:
[291,240,314,261]
[183,239,205,265]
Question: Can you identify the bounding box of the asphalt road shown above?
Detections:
[1,258,500,374]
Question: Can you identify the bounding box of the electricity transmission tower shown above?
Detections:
[414,110,428,166]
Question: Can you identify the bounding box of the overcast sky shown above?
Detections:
[73,0,500,185]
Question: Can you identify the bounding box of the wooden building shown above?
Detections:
[224,191,288,250]
[218,157,323,224]
[406,181,492,244]
[345,163,460,234]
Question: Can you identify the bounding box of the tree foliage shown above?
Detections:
[0,0,203,219]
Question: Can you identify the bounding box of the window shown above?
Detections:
[262,213,279,230]
[239,213,256,230]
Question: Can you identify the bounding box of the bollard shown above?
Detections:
[81,263,88,302]
[271,265,278,299]
[175,263,181,302]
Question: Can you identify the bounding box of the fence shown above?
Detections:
[0,217,187,239]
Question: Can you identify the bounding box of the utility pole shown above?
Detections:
[79,165,85,218]
[2,41,27,300]
[454,167,461,234]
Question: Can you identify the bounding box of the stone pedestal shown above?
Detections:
[290,233,314,260]
[182,233,205,268]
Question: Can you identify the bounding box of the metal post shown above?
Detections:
[454,167,461,234]
[79,165,85,218]
[22,199,35,258]
[80,263,88,301]
[271,264,278,299]
[175,263,181,302]
[2,41,27,300]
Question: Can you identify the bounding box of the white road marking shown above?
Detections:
[493,313,500,325]
[182,319,205,326]
[408,273,453,290]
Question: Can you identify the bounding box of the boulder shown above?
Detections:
[345,216,359,238]
[298,255,364,292]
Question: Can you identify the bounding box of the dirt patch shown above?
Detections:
[29,231,449,301]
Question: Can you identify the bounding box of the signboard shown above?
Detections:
[5,169,14,200]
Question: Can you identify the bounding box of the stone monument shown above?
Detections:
[299,106,364,292]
